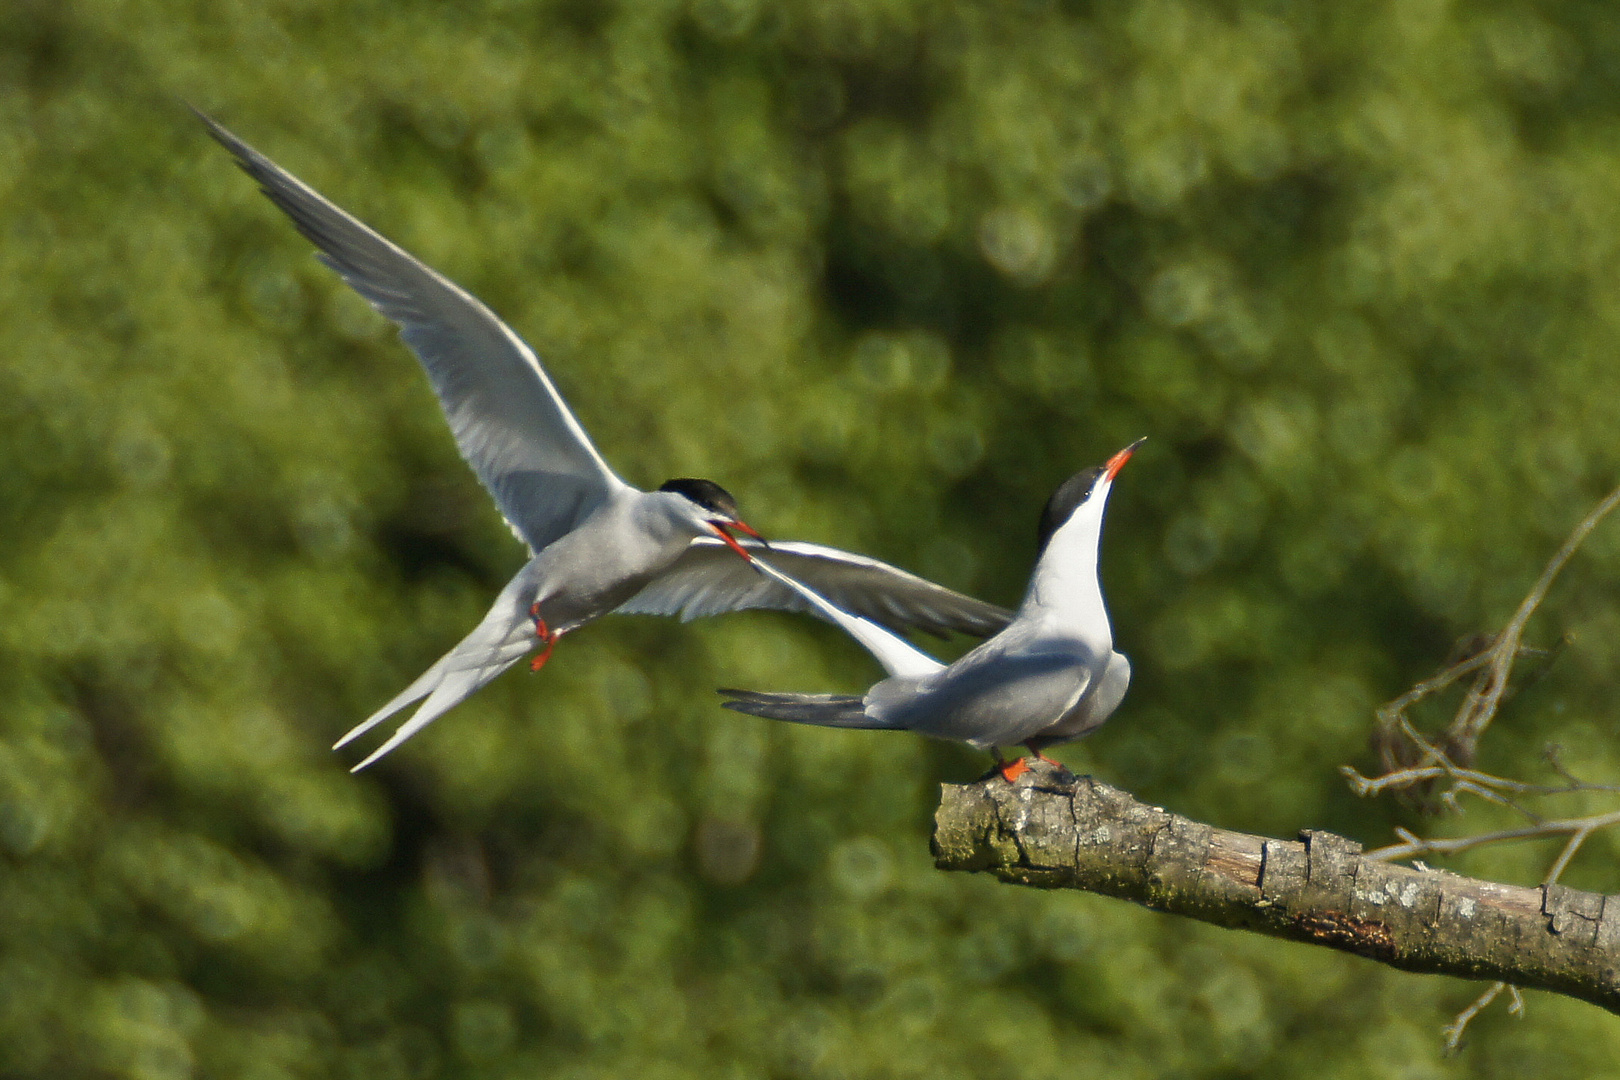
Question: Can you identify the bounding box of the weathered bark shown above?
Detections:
[932,763,1620,1014]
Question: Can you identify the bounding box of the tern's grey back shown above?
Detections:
[865,629,1107,750]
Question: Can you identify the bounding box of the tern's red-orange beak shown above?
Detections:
[711,522,761,560]
[730,519,769,545]
[1103,438,1146,482]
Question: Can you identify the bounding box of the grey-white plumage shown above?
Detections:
[196,110,1012,770]
[617,537,1010,638]
[722,442,1141,766]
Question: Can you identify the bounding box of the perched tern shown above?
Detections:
[721,441,1141,780]
[196,111,1013,770]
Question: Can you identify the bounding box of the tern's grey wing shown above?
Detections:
[1028,650,1130,748]
[198,111,630,552]
[868,646,1096,749]
[614,538,1012,638]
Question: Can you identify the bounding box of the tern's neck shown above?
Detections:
[634,490,709,545]
[1016,499,1113,648]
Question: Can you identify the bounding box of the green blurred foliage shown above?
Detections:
[4,0,1620,1074]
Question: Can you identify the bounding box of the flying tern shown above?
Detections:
[196,111,1012,770]
[722,441,1141,781]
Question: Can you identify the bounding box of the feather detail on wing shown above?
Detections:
[741,551,944,679]
[615,538,1011,638]
[333,571,538,770]
[196,110,630,553]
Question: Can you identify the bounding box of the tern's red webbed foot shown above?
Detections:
[997,757,1031,783]
[529,603,557,672]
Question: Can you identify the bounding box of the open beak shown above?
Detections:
[1103,437,1146,483]
[711,520,770,560]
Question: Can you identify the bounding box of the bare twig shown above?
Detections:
[1446,482,1620,761]
[1368,647,1541,795]
[1341,758,1620,804]
[1544,819,1608,886]
[1349,482,1620,827]
[1363,809,1620,869]
[1441,982,1525,1055]
[1444,982,1508,1053]
[1342,483,1620,1041]
[1379,649,1497,733]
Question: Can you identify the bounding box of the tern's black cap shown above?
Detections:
[1035,467,1105,554]
[659,478,741,519]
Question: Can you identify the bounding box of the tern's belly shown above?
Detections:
[525,515,685,633]
[533,574,654,633]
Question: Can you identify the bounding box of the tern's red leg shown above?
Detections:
[528,603,557,672]
[1028,749,1062,769]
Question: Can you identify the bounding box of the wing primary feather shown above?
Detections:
[745,555,944,679]
[194,108,629,554]
[617,538,1011,640]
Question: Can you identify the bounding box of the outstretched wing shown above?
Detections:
[198,110,631,552]
[616,538,1012,639]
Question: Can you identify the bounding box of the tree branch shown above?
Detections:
[933,763,1620,1015]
